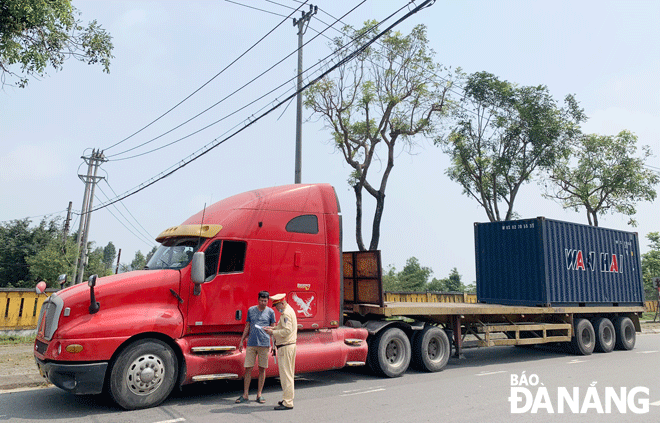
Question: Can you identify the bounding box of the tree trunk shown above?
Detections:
[353,184,366,251]
[369,190,385,250]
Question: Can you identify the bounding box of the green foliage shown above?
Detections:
[25,236,76,288]
[0,334,35,345]
[0,217,60,287]
[382,258,473,293]
[427,267,474,293]
[102,241,116,270]
[438,71,585,222]
[130,250,146,271]
[642,232,660,301]
[398,257,432,291]
[544,130,659,226]
[305,22,453,250]
[0,0,113,88]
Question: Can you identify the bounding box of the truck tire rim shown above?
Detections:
[427,338,440,360]
[581,329,592,347]
[602,327,613,344]
[385,339,404,365]
[126,354,165,395]
[624,325,634,342]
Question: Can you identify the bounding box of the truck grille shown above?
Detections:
[36,294,63,341]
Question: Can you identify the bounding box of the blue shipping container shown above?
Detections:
[474,217,644,307]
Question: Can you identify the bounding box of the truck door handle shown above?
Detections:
[236,310,242,320]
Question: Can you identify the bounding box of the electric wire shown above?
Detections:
[95,184,156,248]
[103,180,156,242]
[89,0,436,212]
[106,0,369,161]
[103,0,309,153]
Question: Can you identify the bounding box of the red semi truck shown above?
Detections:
[34,184,644,409]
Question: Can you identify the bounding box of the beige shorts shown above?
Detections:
[244,346,269,368]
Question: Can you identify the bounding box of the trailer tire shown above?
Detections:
[592,317,615,353]
[613,317,636,350]
[411,326,450,372]
[368,327,411,377]
[109,339,178,410]
[570,318,595,355]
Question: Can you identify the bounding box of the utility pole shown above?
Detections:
[72,149,106,286]
[293,4,317,184]
[62,201,72,241]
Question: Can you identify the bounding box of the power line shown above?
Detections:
[0,209,69,224]
[103,0,309,153]
[226,0,289,18]
[103,180,155,242]
[95,184,155,248]
[106,0,369,161]
[90,0,436,212]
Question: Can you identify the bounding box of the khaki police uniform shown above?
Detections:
[271,302,297,408]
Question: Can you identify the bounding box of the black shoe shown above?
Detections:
[274,404,293,410]
[278,400,283,406]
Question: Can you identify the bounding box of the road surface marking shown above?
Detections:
[636,350,659,354]
[651,400,660,407]
[476,371,507,376]
[340,388,386,397]
[154,419,185,423]
[567,359,586,364]
[342,385,385,394]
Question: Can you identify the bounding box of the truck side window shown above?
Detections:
[286,215,318,234]
[204,240,222,281]
[219,241,247,273]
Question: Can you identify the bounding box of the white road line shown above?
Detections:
[567,359,586,364]
[154,419,185,423]
[636,350,659,354]
[476,371,507,376]
[340,388,386,397]
[650,400,660,407]
[342,386,385,394]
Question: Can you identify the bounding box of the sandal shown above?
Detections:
[256,396,266,404]
[235,396,249,404]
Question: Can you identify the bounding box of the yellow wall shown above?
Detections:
[0,290,53,330]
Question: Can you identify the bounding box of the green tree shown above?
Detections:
[642,232,660,301]
[0,0,113,88]
[543,131,658,226]
[427,267,470,292]
[397,257,432,292]
[130,250,146,271]
[102,241,116,270]
[84,245,112,279]
[26,236,77,288]
[382,264,400,291]
[305,22,452,250]
[438,71,585,221]
[0,217,59,287]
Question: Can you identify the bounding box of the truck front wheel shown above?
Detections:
[109,339,178,410]
[411,326,450,372]
[368,327,411,377]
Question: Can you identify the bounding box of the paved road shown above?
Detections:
[2,333,659,423]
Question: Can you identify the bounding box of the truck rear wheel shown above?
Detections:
[368,327,411,377]
[109,339,178,410]
[613,317,636,350]
[570,318,595,355]
[592,317,615,353]
[411,326,450,372]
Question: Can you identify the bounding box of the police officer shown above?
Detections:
[263,293,297,410]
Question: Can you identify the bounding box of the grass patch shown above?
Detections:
[0,335,35,345]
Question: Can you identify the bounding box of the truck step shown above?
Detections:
[345,361,366,366]
[192,373,239,382]
[191,346,237,353]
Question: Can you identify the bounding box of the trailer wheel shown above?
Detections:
[411,326,450,372]
[109,339,178,410]
[570,318,595,355]
[613,317,636,350]
[368,327,411,377]
[592,317,615,353]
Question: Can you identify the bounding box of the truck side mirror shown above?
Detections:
[58,274,67,288]
[191,252,205,295]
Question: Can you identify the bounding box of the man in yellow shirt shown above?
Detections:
[264,293,297,410]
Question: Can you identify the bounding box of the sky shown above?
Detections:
[1,0,659,285]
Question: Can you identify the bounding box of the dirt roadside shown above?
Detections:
[2,322,660,392]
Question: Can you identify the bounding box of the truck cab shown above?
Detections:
[34,184,368,409]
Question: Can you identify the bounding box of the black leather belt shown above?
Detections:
[276,343,295,349]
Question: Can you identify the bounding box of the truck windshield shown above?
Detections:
[145,237,199,270]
